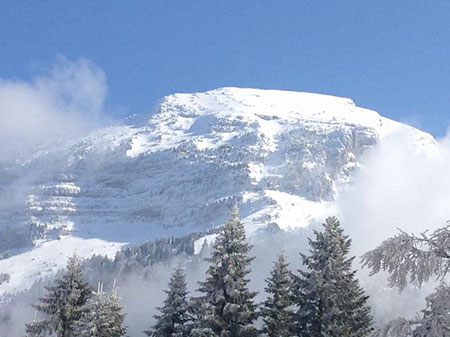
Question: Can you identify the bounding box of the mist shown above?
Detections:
[337,127,450,323]
[339,128,450,253]
[0,57,108,163]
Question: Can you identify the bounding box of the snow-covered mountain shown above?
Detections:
[0,87,436,298]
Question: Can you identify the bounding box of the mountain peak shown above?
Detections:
[157,87,363,122]
[0,87,436,298]
[127,87,421,160]
[150,87,400,138]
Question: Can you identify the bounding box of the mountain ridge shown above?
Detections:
[0,87,437,298]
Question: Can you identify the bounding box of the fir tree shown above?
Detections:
[74,283,127,337]
[260,251,294,337]
[26,254,93,337]
[145,266,191,337]
[191,206,258,337]
[105,288,127,337]
[292,216,372,337]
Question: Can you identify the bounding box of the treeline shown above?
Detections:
[82,232,203,286]
[25,209,373,337]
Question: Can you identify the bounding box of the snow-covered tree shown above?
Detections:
[190,206,258,337]
[292,216,373,337]
[363,224,450,337]
[74,283,127,337]
[362,225,450,291]
[26,254,93,337]
[145,266,191,337]
[260,251,293,337]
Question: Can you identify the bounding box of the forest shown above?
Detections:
[20,208,450,337]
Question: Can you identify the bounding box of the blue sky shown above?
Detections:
[1,0,449,137]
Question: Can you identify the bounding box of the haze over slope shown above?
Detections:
[0,87,437,298]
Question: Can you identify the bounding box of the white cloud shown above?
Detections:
[338,129,450,254]
[0,58,107,162]
[336,128,450,322]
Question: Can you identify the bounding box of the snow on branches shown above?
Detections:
[363,223,450,337]
[362,225,450,291]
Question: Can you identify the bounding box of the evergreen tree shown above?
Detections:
[26,254,93,337]
[191,206,258,337]
[260,251,294,337]
[292,216,372,337]
[74,284,127,337]
[145,266,191,337]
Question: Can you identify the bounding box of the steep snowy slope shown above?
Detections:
[0,87,436,297]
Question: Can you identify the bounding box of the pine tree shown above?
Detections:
[74,283,127,337]
[26,254,93,337]
[292,216,373,337]
[145,266,191,337]
[191,206,258,337]
[260,251,294,337]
